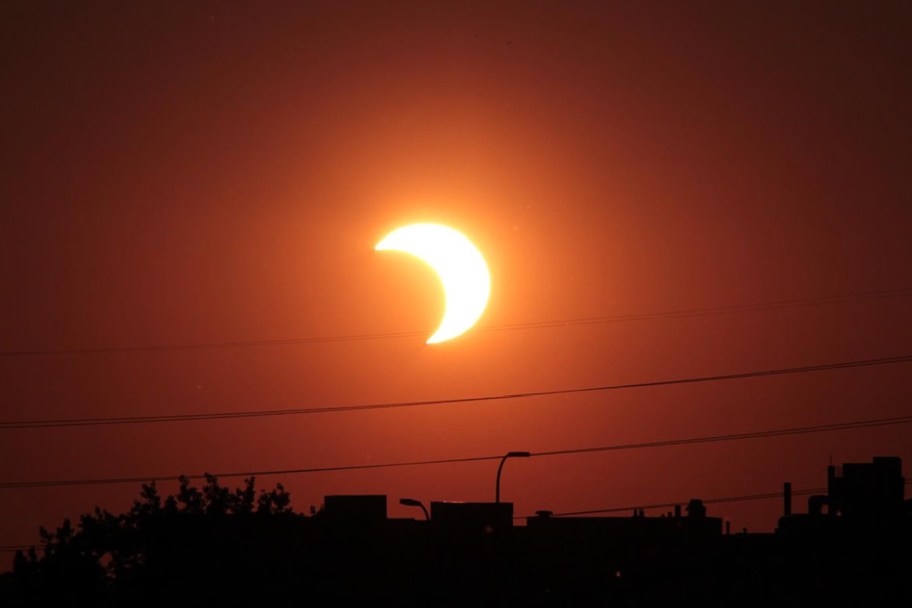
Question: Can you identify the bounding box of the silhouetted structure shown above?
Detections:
[828,456,905,518]
[431,500,513,535]
[770,457,912,605]
[778,455,909,535]
[322,494,388,523]
[2,458,910,606]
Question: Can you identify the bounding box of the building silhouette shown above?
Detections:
[779,455,910,534]
[2,456,910,606]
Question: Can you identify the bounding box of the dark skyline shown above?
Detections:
[3,455,911,604]
[2,1,911,567]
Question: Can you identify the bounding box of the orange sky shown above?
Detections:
[2,1,911,566]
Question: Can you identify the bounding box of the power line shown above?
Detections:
[2,286,909,358]
[530,479,912,519]
[531,414,912,458]
[0,491,833,550]
[492,286,912,332]
[6,479,912,549]
[519,488,825,518]
[0,455,503,490]
[2,353,910,430]
[1,413,909,490]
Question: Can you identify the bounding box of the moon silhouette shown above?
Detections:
[375,223,491,344]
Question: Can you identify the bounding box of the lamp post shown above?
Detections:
[399,497,430,520]
[495,451,531,504]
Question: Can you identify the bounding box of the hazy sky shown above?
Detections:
[2,1,911,562]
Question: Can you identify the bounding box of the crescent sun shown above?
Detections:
[375,223,491,344]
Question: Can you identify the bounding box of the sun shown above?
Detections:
[375,223,491,344]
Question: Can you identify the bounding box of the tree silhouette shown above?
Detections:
[0,475,300,605]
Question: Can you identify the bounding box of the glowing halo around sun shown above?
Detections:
[375,223,491,344]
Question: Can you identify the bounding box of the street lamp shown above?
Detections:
[399,497,430,520]
[495,451,531,503]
